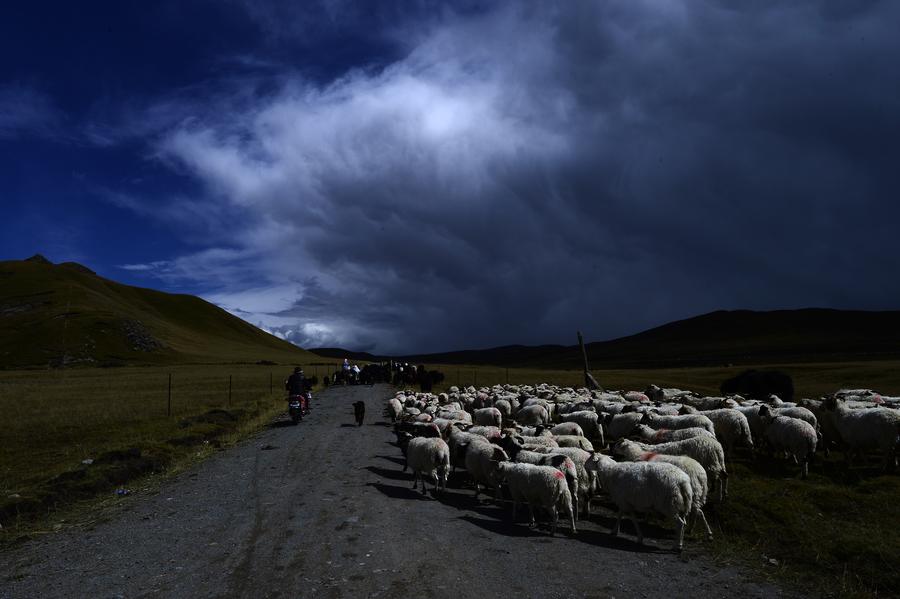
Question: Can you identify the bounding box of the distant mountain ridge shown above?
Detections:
[0,255,316,368]
[312,308,900,368]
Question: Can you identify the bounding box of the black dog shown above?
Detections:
[352,401,366,427]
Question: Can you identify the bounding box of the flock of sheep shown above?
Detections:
[385,383,900,551]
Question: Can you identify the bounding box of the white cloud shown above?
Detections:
[109,1,900,353]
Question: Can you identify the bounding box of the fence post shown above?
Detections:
[167,373,172,417]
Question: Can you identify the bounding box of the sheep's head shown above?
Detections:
[611,439,630,456]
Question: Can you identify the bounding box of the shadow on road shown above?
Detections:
[366,482,430,501]
[364,465,410,482]
[339,423,360,428]
[374,455,406,467]
[458,514,545,538]
[370,421,392,427]
[268,420,297,429]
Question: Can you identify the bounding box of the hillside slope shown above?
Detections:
[0,256,315,368]
[384,309,900,368]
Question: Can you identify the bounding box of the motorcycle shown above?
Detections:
[287,391,312,425]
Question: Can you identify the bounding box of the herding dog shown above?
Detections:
[353,401,366,427]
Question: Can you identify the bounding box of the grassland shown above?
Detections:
[4,359,898,597]
[0,257,319,368]
[427,359,900,398]
[0,363,330,532]
[427,359,900,599]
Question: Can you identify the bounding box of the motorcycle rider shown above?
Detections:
[285,367,309,413]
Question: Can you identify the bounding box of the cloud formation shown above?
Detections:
[121,1,900,353]
[0,83,62,139]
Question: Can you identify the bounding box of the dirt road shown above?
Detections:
[0,385,785,598]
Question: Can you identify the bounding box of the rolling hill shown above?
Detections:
[0,255,316,369]
[334,309,900,369]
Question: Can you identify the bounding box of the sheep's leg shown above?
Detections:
[695,508,713,540]
[572,492,579,522]
[800,458,809,479]
[511,498,518,522]
[528,504,537,528]
[568,502,577,535]
[630,513,644,545]
[673,515,686,552]
[612,510,622,537]
[550,505,558,537]
[411,471,418,490]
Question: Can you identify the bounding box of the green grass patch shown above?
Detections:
[0,364,308,533]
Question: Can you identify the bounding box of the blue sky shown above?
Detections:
[2,1,899,353]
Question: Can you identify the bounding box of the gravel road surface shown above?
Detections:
[1,384,786,598]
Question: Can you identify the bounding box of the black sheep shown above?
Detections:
[720,369,794,402]
[353,401,366,426]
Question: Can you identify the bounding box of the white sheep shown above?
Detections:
[516,404,550,426]
[387,397,403,422]
[466,425,502,441]
[465,439,509,499]
[473,407,502,427]
[554,435,594,451]
[550,422,584,437]
[514,435,559,449]
[822,397,900,470]
[493,399,513,422]
[687,408,754,456]
[630,423,715,444]
[585,453,692,551]
[613,439,713,540]
[604,412,643,440]
[509,448,580,522]
[622,436,728,501]
[495,462,577,535]
[533,446,595,520]
[405,437,450,494]
[518,425,553,437]
[559,411,605,445]
[447,426,488,473]
[641,412,716,435]
[757,406,818,478]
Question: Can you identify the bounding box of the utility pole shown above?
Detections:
[578,330,604,391]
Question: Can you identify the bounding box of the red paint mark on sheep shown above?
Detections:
[553,470,565,480]
[652,429,669,443]
[640,452,658,461]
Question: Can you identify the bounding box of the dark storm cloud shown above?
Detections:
[130,1,900,353]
